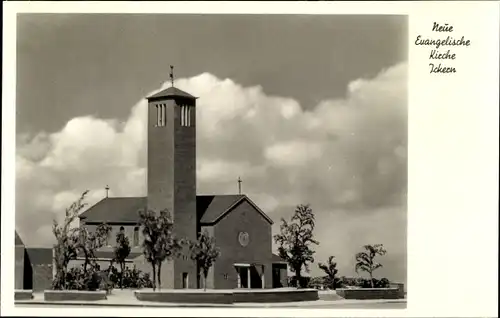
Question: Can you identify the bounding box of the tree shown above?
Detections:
[78,223,112,272]
[318,256,339,290]
[273,204,319,288]
[52,191,88,290]
[355,244,387,288]
[138,208,184,291]
[114,228,131,289]
[189,230,220,291]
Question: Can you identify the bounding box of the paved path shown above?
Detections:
[16,301,406,309]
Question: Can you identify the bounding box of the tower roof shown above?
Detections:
[147,86,196,101]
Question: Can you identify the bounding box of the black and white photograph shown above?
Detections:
[2,2,498,316]
[12,12,408,308]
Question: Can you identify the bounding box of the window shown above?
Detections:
[133,227,139,247]
[106,231,111,247]
[156,104,167,127]
[180,105,192,127]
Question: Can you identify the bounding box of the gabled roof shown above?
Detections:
[79,195,274,226]
[272,253,287,263]
[198,194,274,225]
[79,197,147,223]
[196,195,244,224]
[147,86,196,101]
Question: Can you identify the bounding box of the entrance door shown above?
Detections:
[236,266,250,288]
[249,266,262,289]
[182,273,188,289]
[272,267,282,288]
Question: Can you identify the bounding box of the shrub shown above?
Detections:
[337,276,391,289]
[288,276,311,288]
[64,265,114,294]
[108,265,153,289]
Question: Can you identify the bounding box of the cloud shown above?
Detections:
[16,62,407,283]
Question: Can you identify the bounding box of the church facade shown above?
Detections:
[78,84,288,289]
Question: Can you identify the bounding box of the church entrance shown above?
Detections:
[182,272,189,289]
[235,264,264,289]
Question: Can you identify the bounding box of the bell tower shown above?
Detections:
[146,68,197,289]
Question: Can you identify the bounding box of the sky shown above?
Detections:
[15,14,408,283]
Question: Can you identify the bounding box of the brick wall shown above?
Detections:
[213,199,273,289]
[147,99,175,217]
[147,97,198,289]
[135,255,175,289]
[32,264,53,291]
[172,99,197,289]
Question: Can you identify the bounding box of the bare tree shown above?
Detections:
[114,228,131,289]
[78,223,112,272]
[355,244,387,288]
[189,230,220,291]
[52,191,88,290]
[273,204,319,288]
[318,256,339,290]
[138,208,184,291]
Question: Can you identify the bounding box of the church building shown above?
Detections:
[78,76,288,290]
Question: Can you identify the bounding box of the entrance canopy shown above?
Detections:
[233,263,251,267]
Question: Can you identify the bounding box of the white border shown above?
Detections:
[2,1,499,317]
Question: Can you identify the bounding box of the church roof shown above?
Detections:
[79,195,273,225]
[197,194,273,225]
[147,86,196,101]
[79,197,147,223]
[197,195,245,224]
[272,253,287,263]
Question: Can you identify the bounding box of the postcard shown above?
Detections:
[2,1,498,317]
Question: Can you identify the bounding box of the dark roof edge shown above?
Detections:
[79,197,107,219]
[84,221,139,225]
[146,87,197,101]
[147,95,199,100]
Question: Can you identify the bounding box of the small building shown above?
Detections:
[15,231,53,291]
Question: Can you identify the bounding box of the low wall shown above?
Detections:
[44,290,107,301]
[390,283,406,299]
[336,288,400,300]
[135,288,318,304]
[135,290,233,304]
[15,290,33,300]
[233,288,318,303]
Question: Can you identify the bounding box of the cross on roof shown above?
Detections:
[238,177,242,195]
[170,65,174,87]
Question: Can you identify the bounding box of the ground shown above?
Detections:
[15,290,407,308]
